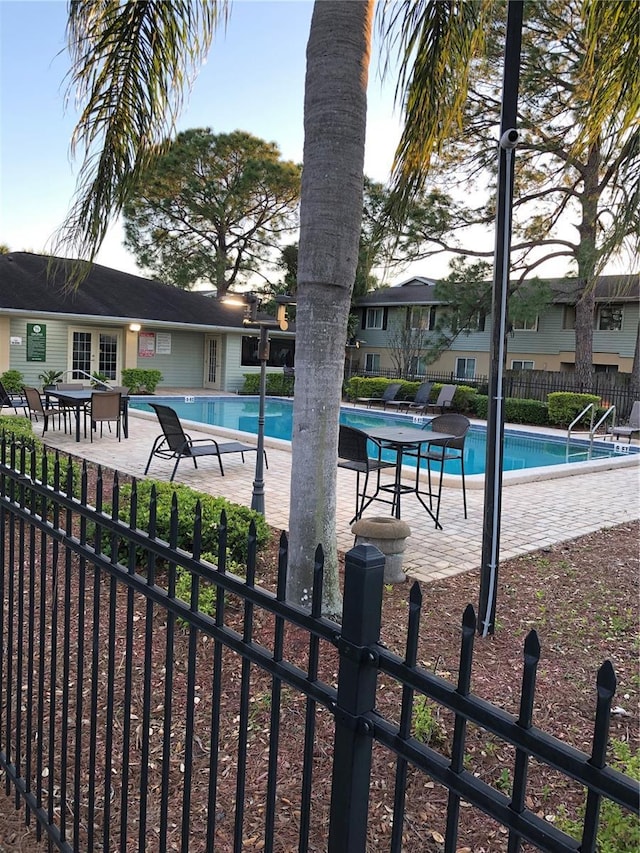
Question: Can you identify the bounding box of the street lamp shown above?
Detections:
[222,292,295,515]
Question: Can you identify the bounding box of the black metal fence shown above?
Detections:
[0,437,638,852]
[345,367,638,418]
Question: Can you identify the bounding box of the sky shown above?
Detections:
[2,0,436,284]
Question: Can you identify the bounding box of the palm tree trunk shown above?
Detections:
[286,0,374,614]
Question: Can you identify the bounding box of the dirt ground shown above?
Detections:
[0,476,637,852]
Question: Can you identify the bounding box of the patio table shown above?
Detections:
[45,389,129,442]
[364,424,454,529]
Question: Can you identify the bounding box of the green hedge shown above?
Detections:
[547,392,601,427]
[473,395,550,425]
[344,377,478,413]
[121,368,163,394]
[241,373,295,396]
[97,479,271,566]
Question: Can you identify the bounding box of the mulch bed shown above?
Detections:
[0,459,637,852]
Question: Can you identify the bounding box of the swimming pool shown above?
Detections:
[130,395,636,477]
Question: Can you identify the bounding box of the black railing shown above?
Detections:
[344,367,637,417]
[0,436,638,851]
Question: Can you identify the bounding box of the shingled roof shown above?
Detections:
[356,273,639,307]
[0,252,246,329]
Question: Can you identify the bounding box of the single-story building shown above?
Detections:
[352,274,639,378]
[0,252,295,391]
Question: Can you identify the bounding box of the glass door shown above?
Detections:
[204,336,221,389]
[69,328,121,382]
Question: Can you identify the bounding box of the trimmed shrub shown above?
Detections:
[547,392,600,427]
[0,369,25,394]
[97,479,271,566]
[121,368,163,394]
[473,396,549,425]
[0,415,35,441]
[242,373,295,396]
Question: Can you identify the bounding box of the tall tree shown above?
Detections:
[382,0,639,385]
[122,128,300,294]
[54,0,491,613]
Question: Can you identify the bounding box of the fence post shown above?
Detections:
[328,543,385,853]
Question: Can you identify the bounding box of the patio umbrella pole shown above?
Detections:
[478,0,523,637]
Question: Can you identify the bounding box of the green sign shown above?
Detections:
[26,323,47,362]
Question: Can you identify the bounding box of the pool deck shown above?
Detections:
[15,391,640,585]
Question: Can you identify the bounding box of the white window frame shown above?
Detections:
[366,308,384,330]
[409,306,436,331]
[455,357,476,380]
[511,360,535,370]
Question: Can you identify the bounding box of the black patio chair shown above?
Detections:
[355,382,402,409]
[338,424,397,523]
[0,379,28,416]
[409,413,470,526]
[145,403,267,482]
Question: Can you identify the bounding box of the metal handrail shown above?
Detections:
[567,403,616,460]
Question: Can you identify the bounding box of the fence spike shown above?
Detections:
[523,630,541,664]
[462,602,477,631]
[596,659,616,700]
[409,580,422,608]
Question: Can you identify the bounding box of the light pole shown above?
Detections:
[222,292,295,515]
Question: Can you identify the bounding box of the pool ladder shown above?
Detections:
[566,404,616,460]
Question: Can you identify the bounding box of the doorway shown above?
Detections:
[204,335,221,389]
[68,328,121,381]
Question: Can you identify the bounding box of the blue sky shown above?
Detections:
[1,0,416,280]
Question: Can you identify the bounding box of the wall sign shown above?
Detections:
[26,323,46,362]
[138,331,156,358]
[155,332,172,355]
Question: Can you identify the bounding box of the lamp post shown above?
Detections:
[222,292,295,515]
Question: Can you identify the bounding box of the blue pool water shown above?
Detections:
[130,396,632,476]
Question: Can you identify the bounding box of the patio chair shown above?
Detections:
[425,384,457,414]
[338,424,397,523]
[0,380,28,416]
[23,386,68,433]
[89,390,123,441]
[386,381,433,413]
[607,400,640,443]
[145,403,267,482]
[409,413,470,526]
[355,382,402,410]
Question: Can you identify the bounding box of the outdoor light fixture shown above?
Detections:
[222,291,296,514]
[129,323,141,332]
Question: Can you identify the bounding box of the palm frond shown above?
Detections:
[53,0,228,285]
[378,0,492,209]
[577,0,640,148]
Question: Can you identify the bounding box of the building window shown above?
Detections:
[597,305,623,331]
[241,336,295,367]
[562,306,576,330]
[511,360,534,370]
[455,357,476,379]
[365,308,384,330]
[512,316,538,331]
[364,353,380,373]
[410,306,436,331]
[410,356,429,375]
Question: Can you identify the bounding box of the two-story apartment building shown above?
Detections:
[353,274,639,379]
